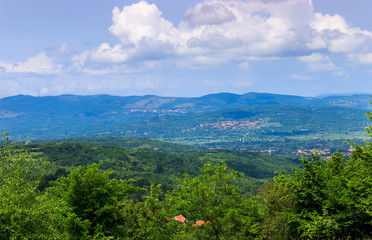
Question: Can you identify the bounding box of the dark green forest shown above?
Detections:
[21,140,298,198]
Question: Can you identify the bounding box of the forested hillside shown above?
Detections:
[1,129,372,239]
[22,141,298,197]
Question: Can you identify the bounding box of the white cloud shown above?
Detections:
[9,0,372,79]
[85,0,318,68]
[80,1,179,66]
[298,53,337,71]
[89,43,128,63]
[109,1,177,46]
[0,52,62,74]
[71,51,89,70]
[311,13,349,33]
[352,52,372,64]
[310,13,372,53]
[183,2,235,26]
[68,0,372,71]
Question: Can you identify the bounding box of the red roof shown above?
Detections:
[193,220,210,226]
[173,215,187,223]
[172,214,209,226]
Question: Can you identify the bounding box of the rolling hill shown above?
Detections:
[1,92,370,155]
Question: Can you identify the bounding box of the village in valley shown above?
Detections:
[291,145,356,159]
[186,120,265,132]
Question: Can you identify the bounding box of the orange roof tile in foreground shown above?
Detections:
[192,220,210,226]
[173,215,187,223]
[172,214,210,226]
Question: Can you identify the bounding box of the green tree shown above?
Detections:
[342,144,372,237]
[166,162,262,240]
[120,184,179,239]
[258,101,372,239]
[258,181,293,239]
[49,162,138,239]
[0,132,68,239]
[261,151,372,239]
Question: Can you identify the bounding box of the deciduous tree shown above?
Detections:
[167,162,262,240]
[49,162,138,239]
[0,132,68,239]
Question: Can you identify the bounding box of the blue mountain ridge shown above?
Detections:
[0,92,371,141]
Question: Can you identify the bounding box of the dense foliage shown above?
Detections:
[49,163,139,239]
[260,151,372,239]
[0,133,69,239]
[21,141,298,196]
[167,162,262,239]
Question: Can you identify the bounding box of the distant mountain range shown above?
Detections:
[1,92,371,114]
[1,92,371,153]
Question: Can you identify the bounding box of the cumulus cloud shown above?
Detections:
[310,13,372,53]
[86,0,307,67]
[86,0,372,69]
[4,0,372,80]
[18,0,371,76]
[0,52,62,74]
[109,1,177,46]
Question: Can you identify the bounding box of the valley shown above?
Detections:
[1,92,370,156]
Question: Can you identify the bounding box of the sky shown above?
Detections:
[1,0,372,98]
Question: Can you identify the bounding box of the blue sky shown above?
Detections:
[1,0,372,98]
